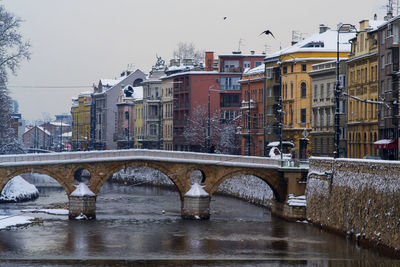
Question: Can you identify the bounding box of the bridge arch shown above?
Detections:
[208,169,284,202]
[0,168,72,196]
[89,161,188,198]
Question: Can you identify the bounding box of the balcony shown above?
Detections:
[220,84,241,90]
[221,67,243,73]
[240,100,256,110]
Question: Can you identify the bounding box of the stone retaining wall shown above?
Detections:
[307,157,400,251]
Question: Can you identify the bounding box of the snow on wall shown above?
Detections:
[0,176,39,203]
[111,167,274,206]
[307,157,400,251]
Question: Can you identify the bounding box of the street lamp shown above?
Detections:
[335,23,357,159]
[125,111,130,149]
[277,54,296,161]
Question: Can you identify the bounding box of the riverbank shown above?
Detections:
[0,176,39,203]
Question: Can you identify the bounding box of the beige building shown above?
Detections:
[161,75,174,151]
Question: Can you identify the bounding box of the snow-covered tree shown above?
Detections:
[173,42,204,63]
[0,5,31,154]
[183,105,239,154]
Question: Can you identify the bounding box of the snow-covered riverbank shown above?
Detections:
[0,176,39,203]
[112,167,274,207]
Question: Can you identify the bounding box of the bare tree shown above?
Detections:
[0,5,31,154]
[173,42,204,63]
[183,105,239,154]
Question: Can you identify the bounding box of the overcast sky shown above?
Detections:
[2,0,386,122]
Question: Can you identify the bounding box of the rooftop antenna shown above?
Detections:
[238,38,245,52]
[264,43,271,54]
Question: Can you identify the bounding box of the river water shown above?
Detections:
[0,181,398,266]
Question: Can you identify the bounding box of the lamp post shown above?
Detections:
[335,23,357,158]
[278,54,296,161]
[125,111,130,149]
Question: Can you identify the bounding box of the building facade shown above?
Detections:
[377,15,400,159]
[239,64,265,156]
[265,25,355,159]
[347,19,384,159]
[309,60,347,157]
[71,92,92,151]
[92,69,146,150]
[116,85,143,149]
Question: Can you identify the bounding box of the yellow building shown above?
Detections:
[134,99,144,148]
[265,25,355,158]
[347,19,384,158]
[71,92,92,150]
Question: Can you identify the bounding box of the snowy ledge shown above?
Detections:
[0,215,34,230]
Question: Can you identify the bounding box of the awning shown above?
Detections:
[374,139,398,150]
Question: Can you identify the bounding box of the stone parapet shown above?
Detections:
[307,157,400,251]
[69,195,96,220]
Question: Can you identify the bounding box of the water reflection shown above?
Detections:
[0,182,397,265]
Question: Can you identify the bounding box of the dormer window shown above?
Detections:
[301,41,324,48]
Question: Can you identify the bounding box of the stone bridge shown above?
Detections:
[0,150,308,220]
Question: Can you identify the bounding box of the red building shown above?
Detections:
[170,51,265,154]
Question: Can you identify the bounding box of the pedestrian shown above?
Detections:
[210,145,216,153]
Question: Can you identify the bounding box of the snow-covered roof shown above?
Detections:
[265,29,356,61]
[161,71,219,80]
[70,183,96,197]
[50,121,70,127]
[184,183,209,197]
[243,64,265,76]
[37,126,51,136]
[100,78,123,87]
[367,20,386,31]
[62,131,72,137]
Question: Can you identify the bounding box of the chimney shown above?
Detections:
[374,13,377,20]
[250,50,255,55]
[205,51,214,71]
[319,24,330,33]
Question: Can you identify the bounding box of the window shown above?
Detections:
[267,87,272,97]
[387,51,392,64]
[301,82,307,98]
[326,109,330,127]
[283,66,287,74]
[255,61,262,67]
[320,110,324,127]
[320,84,324,100]
[291,65,294,72]
[301,64,307,72]
[381,55,385,69]
[150,124,157,136]
[266,69,272,79]
[327,83,331,98]
[243,61,251,68]
[314,85,318,101]
[301,108,306,123]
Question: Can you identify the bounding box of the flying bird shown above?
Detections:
[259,30,275,38]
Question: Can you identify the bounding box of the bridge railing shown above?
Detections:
[0,149,284,167]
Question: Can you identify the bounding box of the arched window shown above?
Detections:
[301,82,307,98]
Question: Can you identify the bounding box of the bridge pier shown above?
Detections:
[271,169,308,220]
[181,183,210,220]
[68,183,97,220]
[69,195,97,219]
[181,195,210,219]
